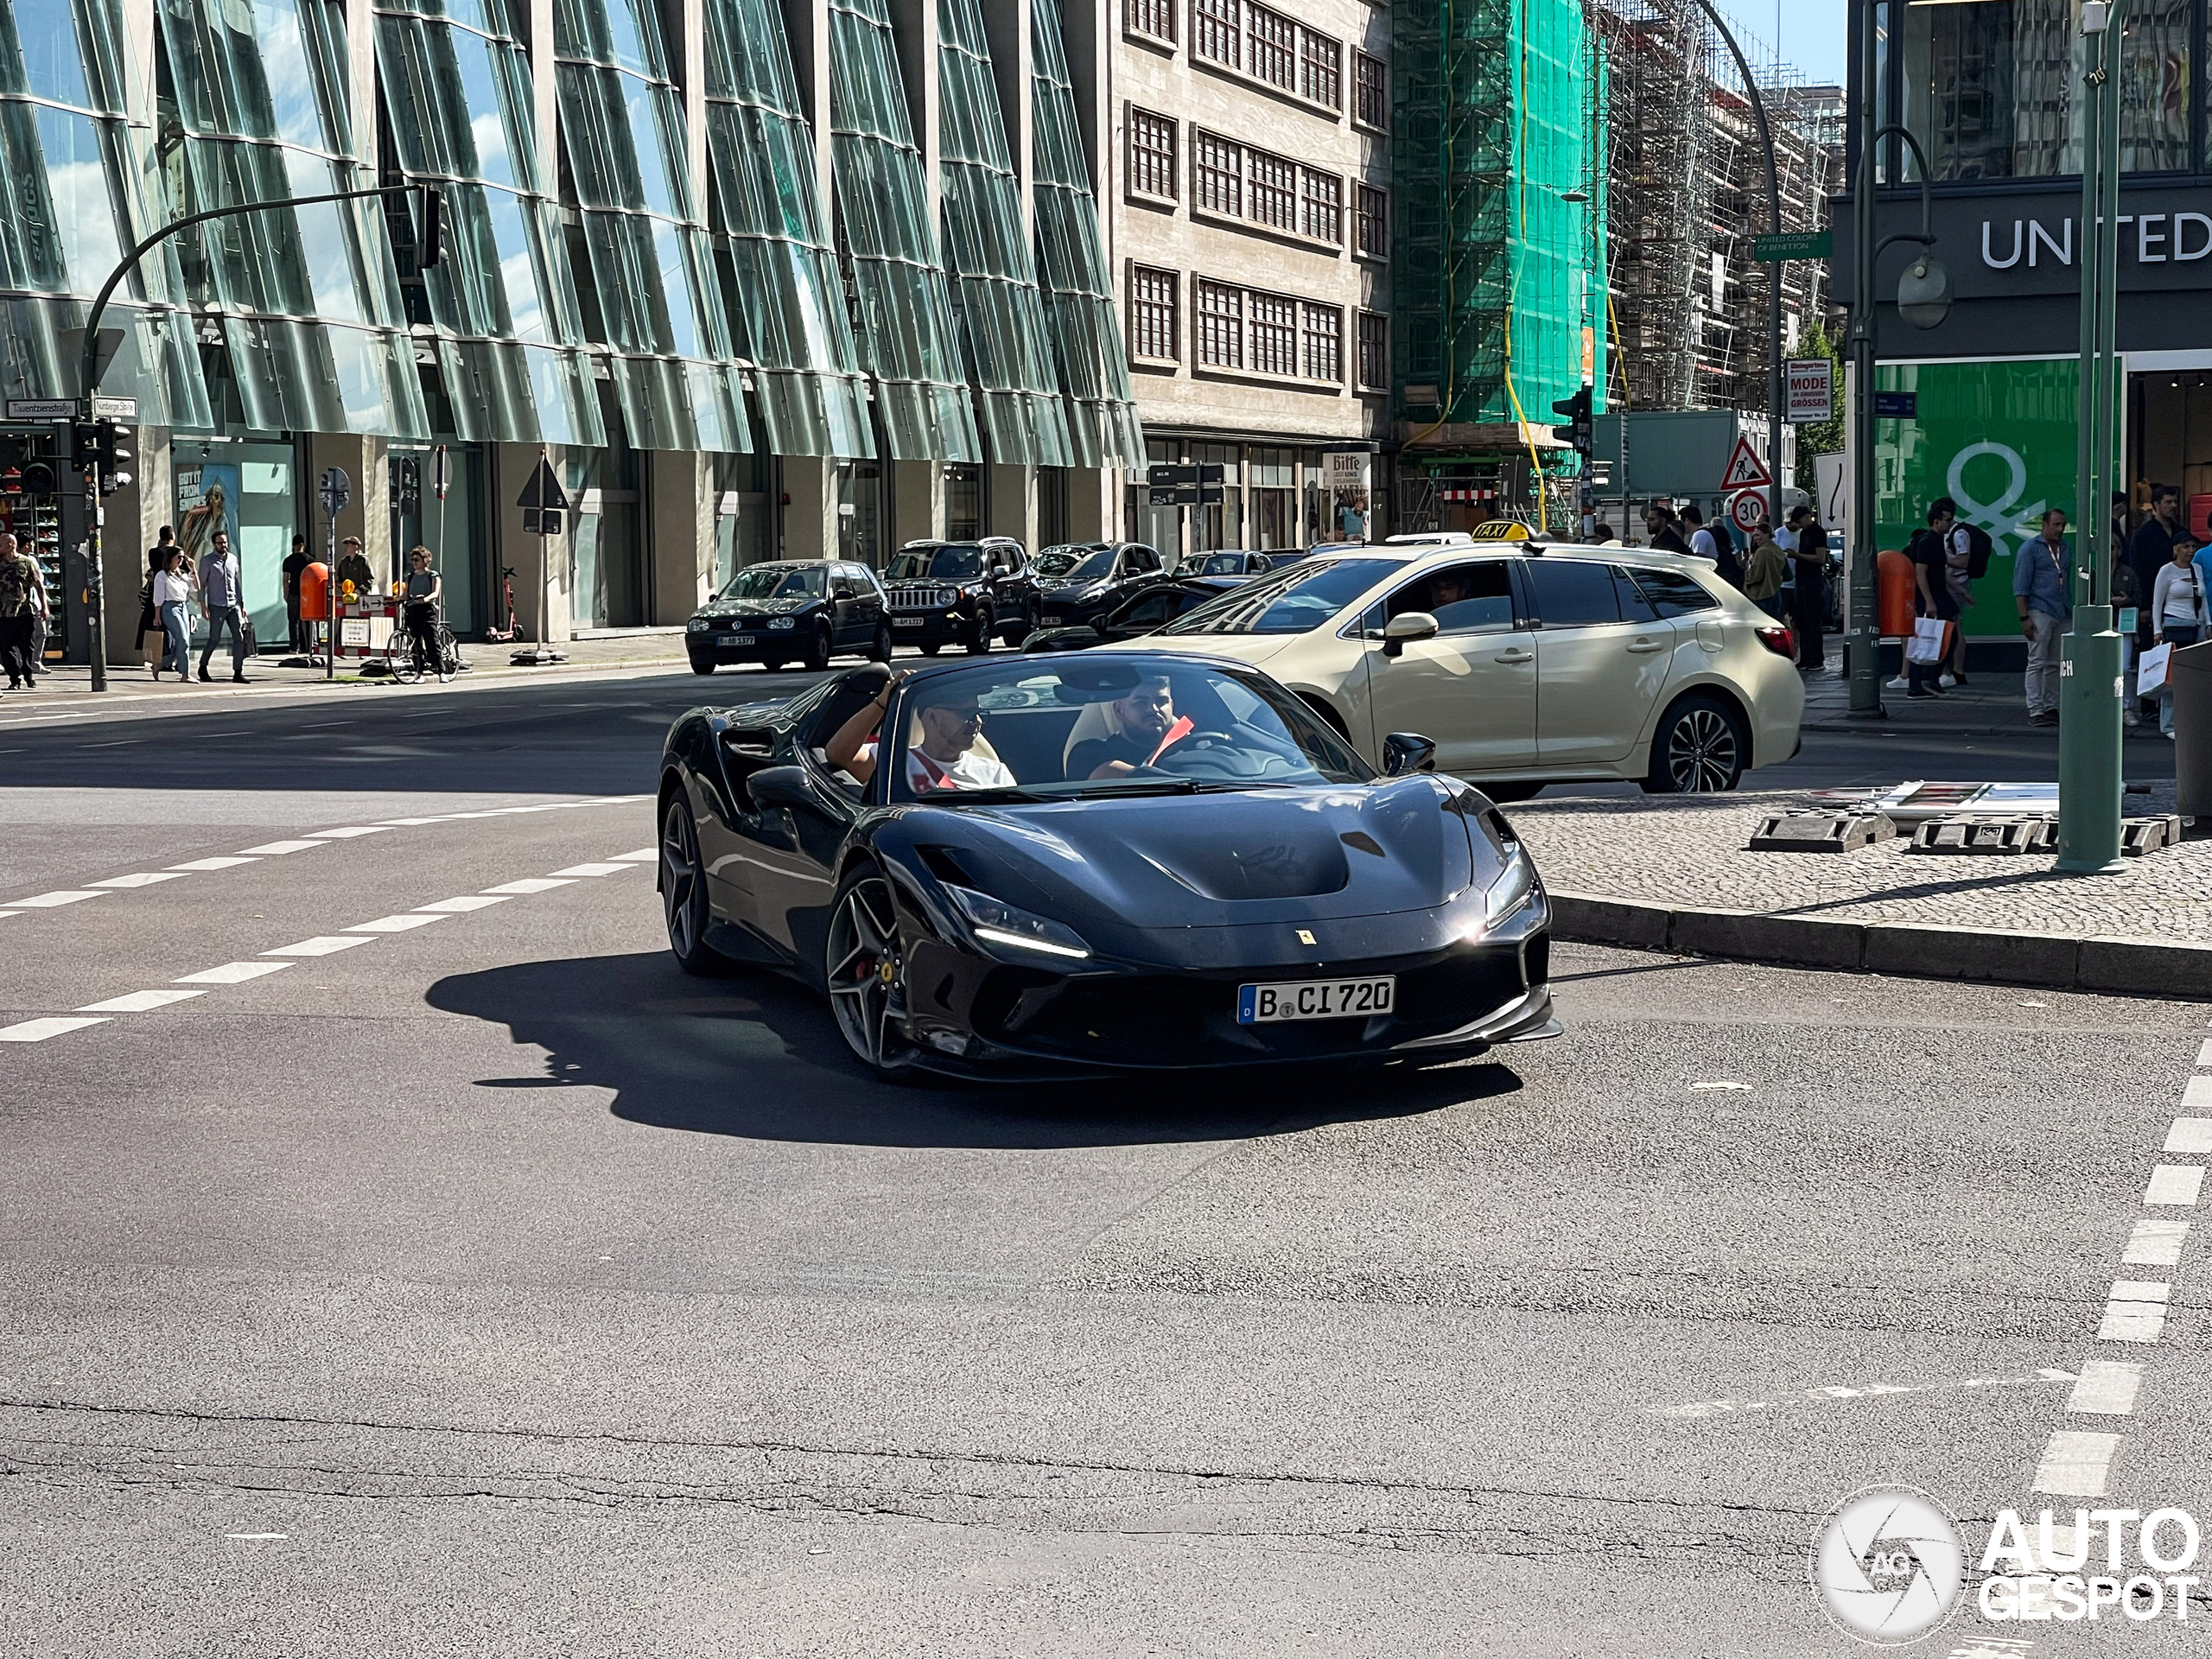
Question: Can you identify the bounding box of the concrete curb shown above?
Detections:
[1550,889,2212,996]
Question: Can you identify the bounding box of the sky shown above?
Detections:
[1719,0,1848,87]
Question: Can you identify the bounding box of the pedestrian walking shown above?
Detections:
[1901,498,1965,699]
[1785,505,1829,671]
[2130,486,2182,716]
[139,526,177,669]
[152,547,197,683]
[334,536,375,597]
[2113,550,2144,728]
[2152,531,2209,738]
[1681,505,1742,587]
[1643,502,1692,556]
[1741,523,1789,619]
[1940,513,1987,687]
[282,532,311,652]
[0,531,40,689]
[2014,506,2072,726]
[195,530,250,683]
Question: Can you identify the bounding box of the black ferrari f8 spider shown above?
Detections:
[657,652,1559,1077]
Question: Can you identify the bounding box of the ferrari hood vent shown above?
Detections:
[1133,828,1349,902]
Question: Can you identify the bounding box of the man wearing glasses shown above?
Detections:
[828,677,1016,791]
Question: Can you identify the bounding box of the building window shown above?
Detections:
[1131,264,1179,359]
[1247,149,1296,232]
[1357,309,1387,389]
[1128,107,1177,199]
[1300,29,1341,111]
[1249,289,1297,377]
[1353,51,1387,130]
[1196,278,1243,368]
[1193,0,1239,68]
[1247,3,1295,91]
[1126,0,1174,44]
[1192,129,1242,216]
[1299,168,1342,245]
[1300,302,1342,383]
[1354,183,1387,257]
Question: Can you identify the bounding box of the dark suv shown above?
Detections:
[1032,542,1167,632]
[880,537,1039,653]
[684,560,891,673]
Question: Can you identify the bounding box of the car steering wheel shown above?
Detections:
[1149,730,1270,779]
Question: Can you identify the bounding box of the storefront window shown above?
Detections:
[1189,442,1242,550]
[1250,446,1294,550]
[1899,0,2191,181]
[944,462,982,539]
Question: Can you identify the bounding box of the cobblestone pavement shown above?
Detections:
[1512,782,2212,943]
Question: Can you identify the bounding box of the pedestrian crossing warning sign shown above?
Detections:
[1719,435,1770,492]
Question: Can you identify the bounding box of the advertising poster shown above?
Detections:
[1874,359,2107,639]
[175,461,239,569]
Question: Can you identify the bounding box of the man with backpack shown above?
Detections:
[1899,498,1967,699]
[1942,510,1993,687]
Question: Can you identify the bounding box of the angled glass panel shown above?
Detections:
[1030,0,1141,466]
[829,0,978,462]
[372,0,602,444]
[937,0,1068,467]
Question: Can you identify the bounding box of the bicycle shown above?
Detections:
[386,606,460,684]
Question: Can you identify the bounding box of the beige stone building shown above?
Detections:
[1103,0,1393,556]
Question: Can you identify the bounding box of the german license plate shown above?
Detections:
[1236,976,1395,1024]
[1041,613,1064,626]
[716,634,753,646]
[893,616,925,628]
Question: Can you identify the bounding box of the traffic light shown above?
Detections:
[396,455,421,512]
[1550,385,1592,454]
[71,422,99,470]
[418,186,445,270]
[94,422,131,497]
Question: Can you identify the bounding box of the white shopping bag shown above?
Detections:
[1903,616,1948,664]
[2139,642,2174,696]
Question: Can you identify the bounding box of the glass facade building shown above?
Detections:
[0,0,1142,660]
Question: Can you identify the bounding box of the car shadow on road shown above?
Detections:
[426,950,1525,1150]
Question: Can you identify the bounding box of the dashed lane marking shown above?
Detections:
[168,857,259,872]
[306,826,393,839]
[235,840,326,856]
[2033,1429,2122,1497]
[0,1016,111,1042]
[2066,1361,2145,1416]
[175,962,292,986]
[343,913,449,933]
[2184,1076,2212,1109]
[611,849,657,861]
[2122,1218,2190,1267]
[413,895,511,912]
[2165,1118,2212,1154]
[86,872,188,889]
[1655,1367,2073,1420]
[549,862,631,877]
[482,878,574,894]
[2196,1038,2212,1068]
[76,988,211,1014]
[261,936,376,957]
[2144,1166,2204,1205]
[11,891,110,908]
[2096,1281,2171,1344]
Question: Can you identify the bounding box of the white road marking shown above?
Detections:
[0,1015,111,1041]
[2196,1038,2212,1068]
[9,891,110,908]
[308,826,392,839]
[2122,1218,2190,1266]
[548,862,632,877]
[262,936,375,957]
[175,962,293,985]
[2165,1118,2212,1154]
[224,1534,287,1541]
[413,895,512,912]
[236,840,325,855]
[1655,1367,2073,1420]
[168,857,258,871]
[2097,1281,2171,1344]
[482,878,574,894]
[2185,1076,2212,1109]
[75,988,211,1014]
[2033,1429,2122,1497]
[2144,1165,2204,1205]
[373,817,448,826]
[0,911,19,919]
[344,914,449,933]
[611,848,658,861]
[1690,1080,1752,1090]
[2066,1361,2145,1417]
[85,872,188,889]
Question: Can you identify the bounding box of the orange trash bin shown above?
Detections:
[1877,548,1916,639]
[301,562,331,621]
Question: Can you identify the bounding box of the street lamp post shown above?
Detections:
[2058,0,2127,872]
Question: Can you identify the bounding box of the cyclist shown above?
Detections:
[398,545,443,671]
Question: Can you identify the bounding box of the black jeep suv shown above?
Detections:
[880,537,1039,653]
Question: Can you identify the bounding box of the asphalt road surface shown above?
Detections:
[3,663,2208,1656]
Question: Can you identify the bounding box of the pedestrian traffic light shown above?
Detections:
[396,455,421,512]
[71,422,99,470]
[418,186,445,270]
[94,422,131,497]
[1550,386,1592,454]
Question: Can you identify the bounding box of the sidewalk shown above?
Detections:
[1796,665,2177,737]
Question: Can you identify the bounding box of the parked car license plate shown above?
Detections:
[1041,613,1064,626]
[716,633,753,646]
[1236,976,1395,1024]
[893,616,925,628]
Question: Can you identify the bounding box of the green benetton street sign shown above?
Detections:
[1753,230,1832,261]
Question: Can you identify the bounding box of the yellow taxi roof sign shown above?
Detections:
[1468,518,1532,542]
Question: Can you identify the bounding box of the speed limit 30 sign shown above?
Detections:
[1726,489,1768,534]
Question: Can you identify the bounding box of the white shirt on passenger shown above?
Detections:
[857,740,1016,791]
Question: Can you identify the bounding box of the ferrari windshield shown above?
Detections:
[886,543,985,581]
[717,564,823,602]
[1033,545,1114,581]
[1156,557,1396,635]
[886,657,1371,803]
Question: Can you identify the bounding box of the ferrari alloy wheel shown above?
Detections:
[803,621,833,672]
[826,868,914,1075]
[661,793,723,975]
[1643,696,1745,794]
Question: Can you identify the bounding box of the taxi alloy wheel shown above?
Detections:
[827,868,914,1074]
[1649,696,1745,794]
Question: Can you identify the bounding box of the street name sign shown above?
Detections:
[1873,391,1918,419]
[7,399,73,420]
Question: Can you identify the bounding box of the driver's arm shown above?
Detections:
[826,683,893,785]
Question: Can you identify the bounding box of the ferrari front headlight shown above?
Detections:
[944,884,1093,961]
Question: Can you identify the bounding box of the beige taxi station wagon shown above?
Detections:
[1124,524,1807,798]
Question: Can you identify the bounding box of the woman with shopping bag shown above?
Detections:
[2151,531,2209,737]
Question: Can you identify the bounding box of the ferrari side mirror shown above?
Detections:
[1382,732,1437,775]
